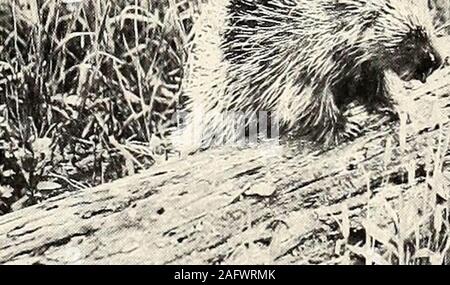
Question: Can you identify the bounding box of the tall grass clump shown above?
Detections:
[432,0,450,34]
[0,0,201,213]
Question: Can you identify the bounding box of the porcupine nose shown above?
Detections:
[431,51,443,71]
[427,50,442,79]
[417,50,442,83]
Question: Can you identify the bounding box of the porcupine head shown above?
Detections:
[176,0,444,154]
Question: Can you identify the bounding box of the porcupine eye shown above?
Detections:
[395,28,443,83]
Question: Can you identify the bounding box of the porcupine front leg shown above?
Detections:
[302,86,363,145]
[359,65,400,121]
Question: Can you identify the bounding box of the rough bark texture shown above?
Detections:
[1,67,450,265]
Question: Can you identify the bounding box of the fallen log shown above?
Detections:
[1,65,450,265]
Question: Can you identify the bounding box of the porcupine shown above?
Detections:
[179,0,443,151]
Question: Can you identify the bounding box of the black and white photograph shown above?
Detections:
[1,0,450,266]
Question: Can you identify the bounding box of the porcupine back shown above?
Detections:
[179,0,435,151]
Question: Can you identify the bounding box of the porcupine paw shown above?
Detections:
[367,98,400,122]
[378,105,401,122]
[330,118,363,145]
[341,119,363,140]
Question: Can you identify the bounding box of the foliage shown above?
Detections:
[0,0,199,213]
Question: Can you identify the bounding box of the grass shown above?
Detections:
[334,140,450,265]
[433,0,450,34]
[0,0,449,265]
[0,0,200,212]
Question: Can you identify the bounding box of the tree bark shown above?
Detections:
[1,66,450,265]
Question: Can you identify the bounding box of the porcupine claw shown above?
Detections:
[342,119,363,140]
[366,95,400,122]
[327,118,363,145]
[376,106,400,121]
